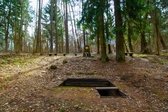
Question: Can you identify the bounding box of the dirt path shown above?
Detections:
[0,55,167,112]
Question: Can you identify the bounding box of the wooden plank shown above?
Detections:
[95,87,118,90]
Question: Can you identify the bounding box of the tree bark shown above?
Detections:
[159,32,167,49]
[5,1,12,52]
[96,32,100,54]
[99,0,108,62]
[108,44,112,54]
[153,7,160,55]
[5,20,9,52]
[127,22,133,52]
[36,0,42,53]
[82,0,86,48]
[140,30,148,53]
[114,0,125,62]
[64,1,69,54]
[54,0,58,53]
[155,20,160,55]
[50,0,54,53]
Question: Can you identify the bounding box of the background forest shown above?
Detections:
[0,0,168,62]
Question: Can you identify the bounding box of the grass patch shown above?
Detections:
[0,55,38,66]
[134,54,149,58]
[160,52,168,56]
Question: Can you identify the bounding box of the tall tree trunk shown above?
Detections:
[36,0,42,53]
[105,0,112,54]
[114,0,125,62]
[61,26,64,53]
[159,32,167,49]
[54,0,58,53]
[14,21,17,53]
[99,0,108,62]
[64,1,69,54]
[77,38,82,53]
[127,22,133,52]
[83,30,86,46]
[74,40,77,53]
[153,6,160,55]
[50,0,54,53]
[108,44,112,54]
[5,2,11,52]
[18,2,24,53]
[82,0,86,47]
[5,19,9,52]
[151,0,165,55]
[106,22,112,54]
[155,20,160,55]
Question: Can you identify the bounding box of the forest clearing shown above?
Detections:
[1,0,168,111]
[0,54,168,112]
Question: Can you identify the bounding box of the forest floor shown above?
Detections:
[0,53,168,112]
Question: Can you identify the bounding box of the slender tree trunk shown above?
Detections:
[18,2,24,53]
[96,31,100,54]
[153,7,160,55]
[105,0,112,54]
[83,30,86,46]
[54,0,58,53]
[50,0,54,53]
[159,32,167,49]
[151,0,165,54]
[64,1,69,54]
[127,22,133,52]
[14,21,17,53]
[61,27,64,53]
[77,38,82,53]
[36,0,42,53]
[106,23,112,54]
[74,40,77,53]
[82,0,86,47]
[107,44,112,54]
[5,2,11,52]
[155,21,160,55]
[114,0,125,62]
[5,20,9,52]
[99,0,108,62]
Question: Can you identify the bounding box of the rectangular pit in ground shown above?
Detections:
[59,78,126,97]
[95,87,126,97]
[59,78,115,87]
